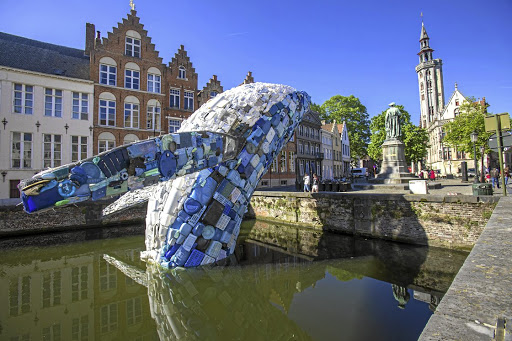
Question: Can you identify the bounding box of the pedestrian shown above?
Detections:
[303,173,310,192]
[312,173,319,193]
[429,169,436,181]
[491,167,500,189]
[419,170,424,179]
[504,166,510,186]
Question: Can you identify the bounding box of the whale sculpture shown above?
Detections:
[19,82,311,268]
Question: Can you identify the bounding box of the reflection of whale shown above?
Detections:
[104,254,315,340]
[19,83,310,269]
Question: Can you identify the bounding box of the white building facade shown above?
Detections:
[0,33,93,203]
[320,127,334,180]
[338,122,351,177]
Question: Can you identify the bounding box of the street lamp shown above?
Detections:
[470,131,479,183]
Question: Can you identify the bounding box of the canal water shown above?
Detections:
[0,220,468,341]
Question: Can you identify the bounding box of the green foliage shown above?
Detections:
[367,104,429,163]
[310,103,325,116]
[442,97,492,158]
[319,95,370,161]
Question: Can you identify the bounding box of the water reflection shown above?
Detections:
[0,221,468,340]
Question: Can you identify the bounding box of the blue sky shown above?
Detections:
[1,0,510,124]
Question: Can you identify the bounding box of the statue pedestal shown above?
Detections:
[370,139,417,184]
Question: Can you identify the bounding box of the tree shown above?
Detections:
[319,95,370,161]
[367,104,429,164]
[442,97,492,159]
[310,102,324,115]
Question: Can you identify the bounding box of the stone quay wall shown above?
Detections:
[247,191,498,250]
[0,192,498,251]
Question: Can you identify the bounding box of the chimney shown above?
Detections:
[95,31,101,46]
[85,23,95,56]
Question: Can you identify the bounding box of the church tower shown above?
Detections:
[415,22,445,128]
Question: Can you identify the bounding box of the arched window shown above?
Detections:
[99,57,117,86]
[125,30,141,58]
[99,92,116,126]
[125,62,140,90]
[98,132,115,153]
[147,67,161,93]
[178,66,186,79]
[147,99,161,131]
[123,133,139,145]
[124,96,139,129]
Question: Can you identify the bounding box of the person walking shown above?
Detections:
[303,173,310,192]
[504,166,510,186]
[429,169,436,182]
[491,167,500,189]
[312,173,319,193]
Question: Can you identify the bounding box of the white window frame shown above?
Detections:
[184,91,194,111]
[71,266,89,302]
[71,136,88,162]
[11,132,32,169]
[99,64,117,86]
[43,134,62,168]
[147,104,161,131]
[99,99,116,126]
[13,83,33,114]
[100,303,118,333]
[42,270,61,308]
[178,66,186,79]
[126,297,142,325]
[125,36,141,58]
[44,88,63,117]
[125,69,140,90]
[147,74,161,93]
[72,92,89,120]
[98,139,115,153]
[168,119,181,133]
[124,102,139,128]
[280,151,287,173]
[169,89,180,108]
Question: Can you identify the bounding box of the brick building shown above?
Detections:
[85,9,199,154]
[197,75,223,108]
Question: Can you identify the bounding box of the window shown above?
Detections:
[147,74,161,93]
[13,83,33,114]
[10,180,20,198]
[98,132,115,153]
[45,89,62,117]
[210,91,217,98]
[169,89,180,108]
[42,324,61,341]
[125,36,141,57]
[99,100,116,126]
[125,69,140,90]
[71,136,88,162]
[178,66,186,79]
[455,99,460,106]
[42,271,61,308]
[12,132,32,168]
[147,103,161,131]
[100,64,117,86]
[280,151,287,172]
[100,303,118,333]
[123,134,139,145]
[443,147,452,160]
[71,266,88,302]
[299,160,304,176]
[299,125,304,135]
[289,151,295,172]
[298,142,304,154]
[72,315,89,341]
[43,134,62,168]
[305,143,309,155]
[72,92,89,120]
[99,259,117,291]
[168,119,181,133]
[9,276,31,316]
[184,91,194,111]
[126,297,142,325]
[124,102,139,128]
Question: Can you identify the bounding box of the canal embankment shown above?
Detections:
[419,196,512,340]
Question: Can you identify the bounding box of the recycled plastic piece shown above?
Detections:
[18,82,311,269]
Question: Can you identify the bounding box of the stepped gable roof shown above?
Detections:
[99,10,163,64]
[0,32,90,80]
[321,120,340,135]
[169,44,197,78]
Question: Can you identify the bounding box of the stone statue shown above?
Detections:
[385,102,401,140]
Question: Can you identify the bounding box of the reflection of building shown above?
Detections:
[0,238,155,341]
[0,32,94,203]
[416,22,486,175]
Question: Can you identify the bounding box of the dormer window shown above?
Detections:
[178,66,186,79]
[125,30,141,58]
